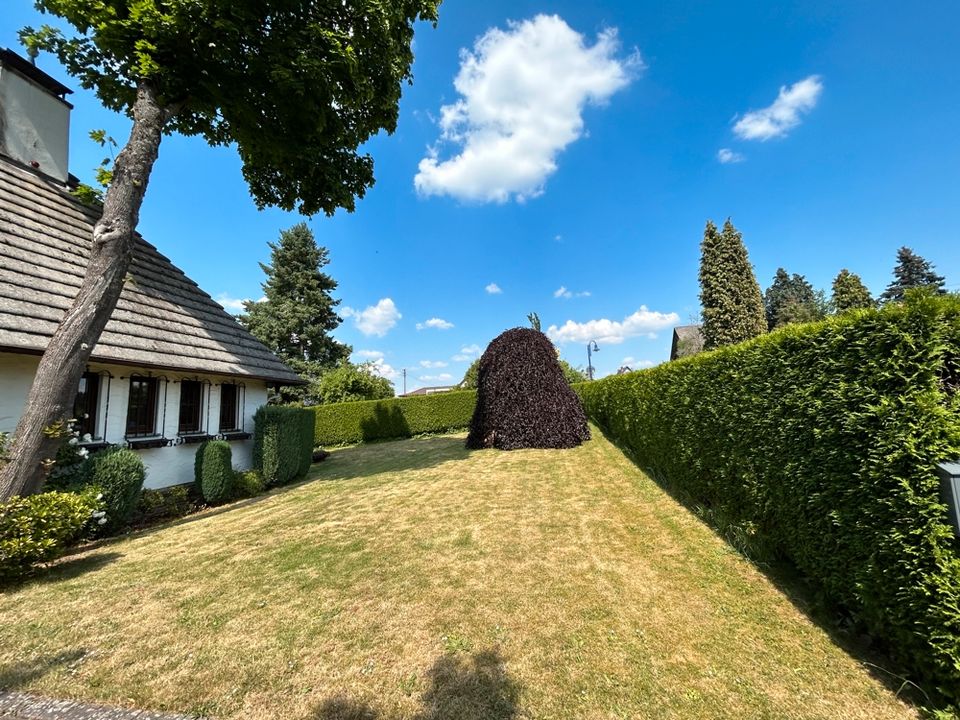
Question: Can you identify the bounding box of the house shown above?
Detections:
[670,325,704,361]
[0,49,302,489]
[402,385,457,397]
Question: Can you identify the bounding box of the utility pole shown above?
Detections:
[402,368,407,396]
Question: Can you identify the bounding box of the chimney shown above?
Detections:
[0,48,72,183]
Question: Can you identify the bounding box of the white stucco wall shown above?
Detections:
[0,352,269,490]
[0,66,70,183]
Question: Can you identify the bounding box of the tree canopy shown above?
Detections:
[698,219,766,349]
[312,362,394,405]
[831,269,875,313]
[764,268,825,330]
[241,223,351,400]
[881,247,947,302]
[461,356,586,388]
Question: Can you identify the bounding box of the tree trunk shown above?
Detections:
[0,82,171,500]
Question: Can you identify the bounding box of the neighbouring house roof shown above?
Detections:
[402,385,456,396]
[0,157,303,385]
[670,325,705,361]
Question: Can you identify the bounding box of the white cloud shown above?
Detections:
[419,373,454,383]
[414,14,640,203]
[621,357,655,369]
[485,282,503,294]
[420,360,449,369]
[733,75,823,141]
[367,358,399,380]
[554,286,591,299]
[354,350,384,360]
[215,293,264,313]
[341,298,401,337]
[717,148,745,164]
[452,344,482,362]
[547,306,679,345]
[416,317,454,331]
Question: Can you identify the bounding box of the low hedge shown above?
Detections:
[311,390,477,446]
[1,489,102,579]
[577,295,960,704]
[253,405,315,486]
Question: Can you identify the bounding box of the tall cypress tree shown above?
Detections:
[241,223,351,399]
[831,269,874,312]
[699,219,767,349]
[881,247,947,302]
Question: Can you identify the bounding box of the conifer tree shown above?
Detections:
[764,268,824,329]
[831,269,875,312]
[699,219,767,349]
[881,247,947,302]
[241,224,351,400]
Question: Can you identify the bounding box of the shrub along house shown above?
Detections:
[0,49,302,488]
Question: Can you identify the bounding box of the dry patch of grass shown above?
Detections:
[0,430,917,719]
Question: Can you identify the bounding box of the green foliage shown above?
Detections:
[763,268,825,330]
[882,246,947,302]
[831,269,875,313]
[312,391,477,446]
[195,441,233,505]
[461,358,585,389]
[232,470,265,500]
[698,219,766,349]
[312,362,394,404]
[239,223,351,401]
[134,485,194,525]
[253,406,315,486]
[69,182,103,206]
[527,312,541,332]
[1,489,102,579]
[577,295,960,705]
[22,0,440,216]
[86,447,146,533]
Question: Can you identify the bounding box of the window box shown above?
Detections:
[78,441,112,453]
[220,431,251,442]
[178,432,214,445]
[126,436,171,450]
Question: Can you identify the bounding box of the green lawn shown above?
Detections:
[0,430,917,719]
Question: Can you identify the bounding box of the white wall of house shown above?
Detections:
[0,352,269,490]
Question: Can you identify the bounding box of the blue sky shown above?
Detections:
[4,1,960,390]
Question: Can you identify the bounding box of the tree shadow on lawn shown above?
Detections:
[0,647,91,689]
[312,435,474,484]
[1,551,123,593]
[592,424,929,708]
[313,649,519,720]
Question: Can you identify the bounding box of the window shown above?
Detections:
[73,373,99,439]
[126,377,159,436]
[178,381,203,434]
[219,383,239,432]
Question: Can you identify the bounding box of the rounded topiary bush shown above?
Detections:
[466,328,590,450]
[86,447,146,533]
[195,440,233,505]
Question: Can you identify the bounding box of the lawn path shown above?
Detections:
[0,431,917,719]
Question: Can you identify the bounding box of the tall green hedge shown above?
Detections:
[578,295,960,705]
[194,440,233,505]
[311,390,476,446]
[253,406,315,486]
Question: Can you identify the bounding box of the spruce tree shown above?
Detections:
[241,223,351,400]
[881,247,947,302]
[831,269,874,312]
[699,219,767,349]
[764,268,824,329]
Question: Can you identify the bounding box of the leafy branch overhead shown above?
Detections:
[21,0,440,215]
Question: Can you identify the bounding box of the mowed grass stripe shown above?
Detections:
[0,431,916,719]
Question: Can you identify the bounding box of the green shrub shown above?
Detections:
[311,390,476,446]
[253,406,315,486]
[86,447,146,533]
[232,469,265,499]
[195,441,233,505]
[134,485,194,525]
[0,489,102,579]
[577,295,960,705]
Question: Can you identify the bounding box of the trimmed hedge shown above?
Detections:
[577,295,960,704]
[253,406,315,486]
[311,390,477,446]
[1,489,102,579]
[195,441,233,505]
[86,447,146,533]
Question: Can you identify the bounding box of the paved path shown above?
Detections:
[0,692,199,720]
